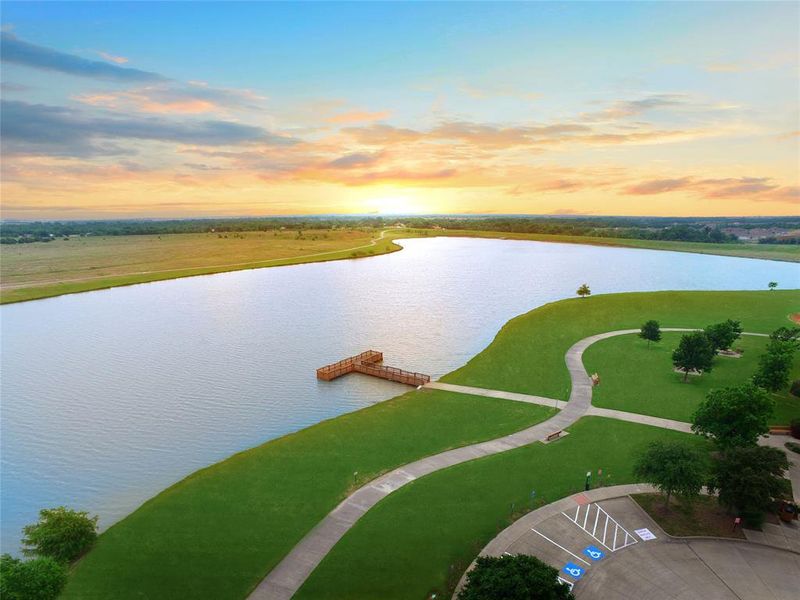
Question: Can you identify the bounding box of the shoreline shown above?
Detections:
[2,229,798,305]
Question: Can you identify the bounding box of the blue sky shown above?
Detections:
[1,1,798,217]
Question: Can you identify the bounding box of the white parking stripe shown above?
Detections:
[531,528,591,566]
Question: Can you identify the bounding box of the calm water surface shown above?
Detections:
[1,238,798,551]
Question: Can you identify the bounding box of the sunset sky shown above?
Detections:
[1,1,798,219]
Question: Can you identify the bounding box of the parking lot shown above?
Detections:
[465,487,800,600]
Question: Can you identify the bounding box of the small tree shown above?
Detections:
[22,507,98,563]
[458,554,575,600]
[639,320,662,348]
[633,440,706,509]
[768,281,778,290]
[752,342,794,392]
[708,446,789,527]
[0,554,67,600]
[704,320,742,351]
[769,326,800,345]
[576,283,591,299]
[691,383,774,449]
[672,331,715,381]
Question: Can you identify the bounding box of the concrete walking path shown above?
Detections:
[248,328,769,599]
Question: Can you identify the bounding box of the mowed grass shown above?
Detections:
[295,418,707,600]
[61,390,551,600]
[443,290,800,399]
[0,228,404,304]
[585,332,800,424]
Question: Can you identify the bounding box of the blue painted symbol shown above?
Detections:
[563,562,585,579]
[583,545,605,561]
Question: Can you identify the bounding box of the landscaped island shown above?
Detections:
[55,289,798,599]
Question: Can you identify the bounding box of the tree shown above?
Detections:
[639,320,662,348]
[703,319,742,351]
[0,554,67,600]
[633,440,706,508]
[22,507,98,563]
[458,554,575,600]
[769,326,800,346]
[576,283,591,298]
[708,446,789,527]
[752,342,795,392]
[768,281,778,290]
[672,331,714,381]
[691,383,774,449]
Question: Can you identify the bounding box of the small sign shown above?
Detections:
[562,562,585,579]
[635,527,656,541]
[582,545,605,561]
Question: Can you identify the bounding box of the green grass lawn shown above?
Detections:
[443,290,799,399]
[585,332,800,424]
[61,390,551,600]
[295,418,707,600]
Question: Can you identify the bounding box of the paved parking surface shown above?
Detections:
[460,488,800,600]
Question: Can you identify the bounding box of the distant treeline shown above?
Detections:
[2,215,798,245]
[759,236,800,245]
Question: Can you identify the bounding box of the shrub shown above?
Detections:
[0,554,67,600]
[458,554,575,600]
[791,418,800,440]
[785,441,800,455]
[790,380,800,398]
[22,507,98,563]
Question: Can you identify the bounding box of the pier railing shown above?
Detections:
[316,350,429,386]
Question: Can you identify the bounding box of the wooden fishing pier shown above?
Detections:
[317,350,430,386]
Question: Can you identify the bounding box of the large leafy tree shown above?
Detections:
[576,283,591,299]
[639,320,662,348]
[708,446,789,527]
[633,440,706,508]
[704,320,742,351]
[0,554,67,600]
[672,331,715,381]
[691,384,774,449]
[458,555,575,600]
[22,507,98,563]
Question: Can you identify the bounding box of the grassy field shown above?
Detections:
[61,290,799,599]
[442,290,800,399]
[60,390,551,600]
[0,228,403,304]
[295,418,707,600]
[585,332,800,424]
[2,227,797,304]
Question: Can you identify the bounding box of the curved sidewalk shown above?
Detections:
[248,328,762,599]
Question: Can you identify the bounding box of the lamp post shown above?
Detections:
[584,471,591,491]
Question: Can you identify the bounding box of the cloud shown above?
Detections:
[326,110,391,124]
[97,51,128,64]
[74,82,266,114]
[704,62,743,73]
[1,32,165,82]
[581,94,689,122]
[623,176,798,203]
[326,152,382,169]
[0,100,296,157]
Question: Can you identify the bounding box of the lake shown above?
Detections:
[1,237,798,552]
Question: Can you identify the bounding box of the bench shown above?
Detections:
[546,431,562,442]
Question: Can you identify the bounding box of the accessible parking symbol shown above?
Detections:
[582,545,605,561]
[562,562,585,579]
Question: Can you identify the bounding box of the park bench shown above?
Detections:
[545,430,562,442]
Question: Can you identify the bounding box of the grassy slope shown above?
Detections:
[3,228,797,304]
[61,391,551,600]
[443,290,800,399]
[585,332,800,424]
[296,418,707,600]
